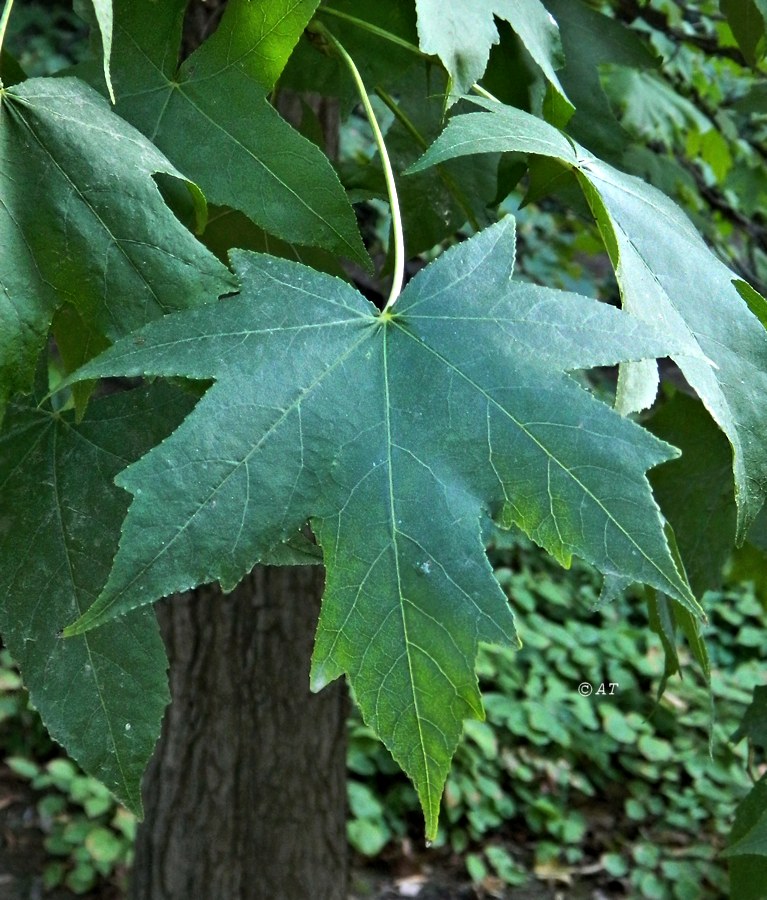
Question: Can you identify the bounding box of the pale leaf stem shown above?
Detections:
[314,22,405,311]
[0,0,16,84]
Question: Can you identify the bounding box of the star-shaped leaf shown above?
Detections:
[63,219,697,836]
[409,99,767,538]
[0,76,233,417]
[78,0,367,266]
[0,381,195,814]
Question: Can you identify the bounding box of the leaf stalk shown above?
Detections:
[311,21,405,311]
[0,0,16,84]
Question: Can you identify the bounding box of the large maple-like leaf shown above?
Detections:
[79,0,367,266]
[409,99,767,538]
[0,76,232,416]
[63,219,697,834]
[415,0,572,114]
[0,382,195,813]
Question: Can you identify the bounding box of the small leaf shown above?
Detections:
[65,219,697,837]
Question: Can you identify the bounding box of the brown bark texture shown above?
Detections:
[129,567,348,900]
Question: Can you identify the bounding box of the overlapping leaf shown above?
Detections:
[415,0,572,114]
[81,0,366,265]
[409,99,767,537]
[0,76,232,417]
[0,382,195,813]
[63,219,696,834]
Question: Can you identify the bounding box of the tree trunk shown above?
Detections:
[129,567,348,900]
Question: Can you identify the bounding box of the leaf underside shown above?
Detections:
[64,219,695,836]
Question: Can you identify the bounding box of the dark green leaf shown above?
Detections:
[64,220,697,836]
[81,0,367,266]
[0,382,196,814]
[0,76,232,417]
[732,685,767,751]
[721,0,767,66]
[647,392,736,596]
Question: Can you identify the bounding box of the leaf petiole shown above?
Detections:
[312,21,405,311]
[318,6,428,60]
[0,0,16,85]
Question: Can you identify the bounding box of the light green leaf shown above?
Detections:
[0,76,232,417]
[64,219,696,837]
[81,0,367,266]
[74,0,115,102]
[415,0,572,114]
[409,99,767,538]
[0,382,196,814]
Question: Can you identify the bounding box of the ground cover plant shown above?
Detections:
[0,1,766,897]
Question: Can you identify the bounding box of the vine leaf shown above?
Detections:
[0,76,233,418]
[415,0,572,114]
[0,382,196,815]
[63,219,697,836]
[78,0,367,266]
[409,99,767,538]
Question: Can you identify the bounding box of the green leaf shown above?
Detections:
[0,382,196,814]
[721,0,767,66]
[723,774,767,861]
[64,219,697,836]
[415,0,572,115]
[732,685,767,751]
[409,99,767,538]
[0,76,232,418]
[542,0,658,161]
[81,0,367,266]
[646,392,736,596]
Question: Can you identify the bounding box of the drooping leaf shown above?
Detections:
[542,0,659,161]
[78,0,367,266]
[415,0,572,115]
[63,219,697,836]
[0,76,233,418]
[723,773,767,899]
[0,381,196,814]
[646,392,736,596]
[409,99,767,538]
[721,0,767,66]
[732,685,767,751]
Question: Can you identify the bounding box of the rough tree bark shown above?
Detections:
[130,567,348,900]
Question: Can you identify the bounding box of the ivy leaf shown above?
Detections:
[0,76,233,417]
[63,219,696,835]
[80,0,367,266]
[415,0,572,115]
[0,382,196,814]
[409,99,767,538]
